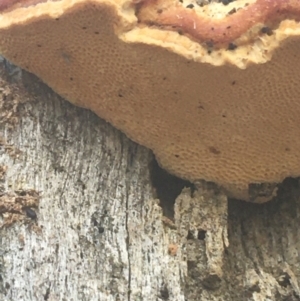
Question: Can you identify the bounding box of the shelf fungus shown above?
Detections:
[0,0,300,202]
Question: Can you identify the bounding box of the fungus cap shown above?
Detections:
[0,0,300,201]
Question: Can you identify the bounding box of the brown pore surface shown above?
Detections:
[0,0,300,200]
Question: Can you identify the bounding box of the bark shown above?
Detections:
[0,59,300,301]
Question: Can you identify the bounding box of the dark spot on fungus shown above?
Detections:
[221,0,235,5]
[228,8,237,15]
[227,42,237,50]
[261,26,273,35]
[209,146,221,155]
[186,4,194,9]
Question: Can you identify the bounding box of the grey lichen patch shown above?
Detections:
[0,189,40,227]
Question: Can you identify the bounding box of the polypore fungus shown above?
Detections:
[0,0,300,201]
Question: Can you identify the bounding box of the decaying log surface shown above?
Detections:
[0,59,300,301]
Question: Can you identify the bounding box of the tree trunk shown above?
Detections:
[0,59,300,301]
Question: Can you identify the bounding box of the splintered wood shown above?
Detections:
[172,184,228,295]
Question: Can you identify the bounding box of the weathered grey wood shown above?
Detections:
[0,63,172,301]
[1,60,300,301]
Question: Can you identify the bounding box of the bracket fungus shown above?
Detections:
[0,0,300,201]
